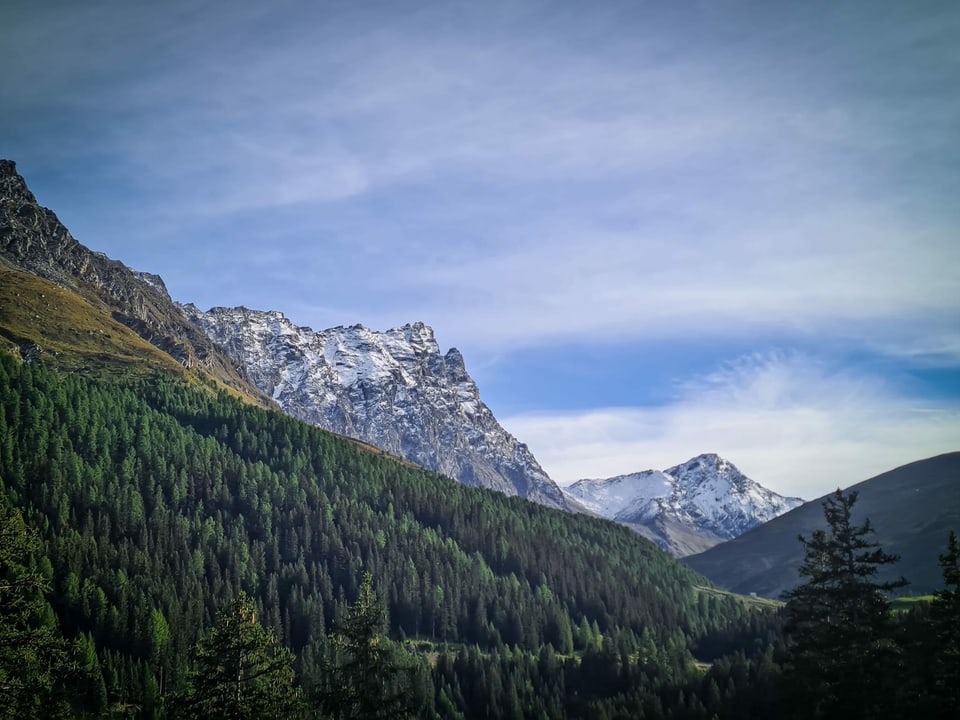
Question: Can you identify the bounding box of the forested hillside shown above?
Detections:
[0,352,779,718]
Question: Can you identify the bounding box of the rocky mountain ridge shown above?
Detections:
[2,158,803,530]
[564,454,803,556]
[182,305,572,510]
[0,158,569,509]
[0,160,269,403]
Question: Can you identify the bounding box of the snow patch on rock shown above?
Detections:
[182,305,570,510]
[564,454,803,554]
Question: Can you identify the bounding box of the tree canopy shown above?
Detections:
[0,497,72,719]
[782,489,907,719]
[1,351,956,718]
[316,572,424,720]
[174,592,303,720]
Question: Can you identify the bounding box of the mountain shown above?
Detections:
[182,305,572,509]
[564,454,803,556]
[1,159,569,509]
[0,159,270,404]
[684,453,960,598]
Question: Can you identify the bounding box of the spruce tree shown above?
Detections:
[175,592,303,720]
[928,531,960,717]
[782,489,906,719]
[316,572,423,720]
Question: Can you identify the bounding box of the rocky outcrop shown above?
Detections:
[183,305,571,509]
[0,160,270,403]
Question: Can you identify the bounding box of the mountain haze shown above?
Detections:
[564,454,803,556]
[684,452,960,598]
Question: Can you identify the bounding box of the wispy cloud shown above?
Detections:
[3,0,958,498]
[501,351,960,498]
[376,201,960,367]
[24,0,945,362]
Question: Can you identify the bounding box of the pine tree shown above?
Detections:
[175,592,303,720]
[148,607,171,697]
[316,572,423,720]
[928,531,960,717]
[782,489,906,719]
[0,497,73,719]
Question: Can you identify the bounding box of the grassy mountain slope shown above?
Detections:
[0,263,188,376]
[0,159,272,406]
[684,453,960,598]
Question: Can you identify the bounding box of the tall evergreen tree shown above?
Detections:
[0,496,72,719]
[316,573,423,720]
[782,489,906,720]
[174,592,303,720]
[928,531,960,718]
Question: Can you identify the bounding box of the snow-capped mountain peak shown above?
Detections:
[563,454,803,555]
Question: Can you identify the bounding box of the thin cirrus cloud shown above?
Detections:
[32,1,951,384]
[1,1,957,498]
[501,351,960,499]
[0,2,911,209]
[382,203,959,364]
[97,46,764,212]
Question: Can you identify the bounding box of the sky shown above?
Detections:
[2,0,958,499]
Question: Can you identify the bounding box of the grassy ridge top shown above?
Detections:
[0,264,276,411]
[0,264,185,376]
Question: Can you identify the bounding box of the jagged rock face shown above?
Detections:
[0,160,269,402]
[183,305,571,510]
[564,454,804,556]
[662,455,803,538]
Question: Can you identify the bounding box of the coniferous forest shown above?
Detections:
[0,352,957,719]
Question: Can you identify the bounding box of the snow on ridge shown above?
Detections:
[132,270,169,298]
[181,304,570,510]
[186,306,445,392]
[567,470,673,516]
[564,454,803,542]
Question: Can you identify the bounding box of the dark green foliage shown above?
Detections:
[429,633,786,720]
[926,531,960,717]
[782,489,907,719]
[173,592,303,719]
[0,497,73,719]
[315,573,423,719]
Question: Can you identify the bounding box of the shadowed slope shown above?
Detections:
[684,453,960,598]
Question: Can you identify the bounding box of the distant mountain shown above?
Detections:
[564,454,803,556]
[684,453,960,598]
[182,305,572,510]
[0,159,270,404]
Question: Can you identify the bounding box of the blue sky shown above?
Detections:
[3,0,958,498]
